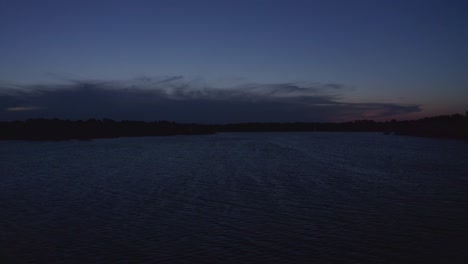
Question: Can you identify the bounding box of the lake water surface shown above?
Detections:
[1,133,467,263]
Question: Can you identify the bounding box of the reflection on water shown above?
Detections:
[1,133,467,263]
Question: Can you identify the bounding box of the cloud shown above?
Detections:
[6,106,43,112]
[0,76,421,122]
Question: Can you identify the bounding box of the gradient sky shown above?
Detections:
[0,0,467,122]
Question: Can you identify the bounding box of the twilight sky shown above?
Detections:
[0,0,467,122]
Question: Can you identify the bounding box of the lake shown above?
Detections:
[1,132,467,263]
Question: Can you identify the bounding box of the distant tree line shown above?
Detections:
[0,118,215,140]
[214,113,468,140]
[388,113,468,140]
[215,120,386,132]
[0,112,467,140]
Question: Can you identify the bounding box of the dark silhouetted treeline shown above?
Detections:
[214,113,468,140]
[0,118,215,140]
[389,113,468,140]
[216,120,386,132]
[215,112,468,140]
[1,112,467,140]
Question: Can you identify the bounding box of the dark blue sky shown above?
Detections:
[1,0,467,122]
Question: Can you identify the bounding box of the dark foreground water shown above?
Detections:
[1,132,467,263]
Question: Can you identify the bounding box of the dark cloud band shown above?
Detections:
[0,76,421,122]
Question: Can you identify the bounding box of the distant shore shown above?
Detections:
[0,119,215,140]
[1,113,467,141]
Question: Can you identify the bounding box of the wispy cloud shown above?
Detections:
[0,76,421,122]
[6,106,43,112]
